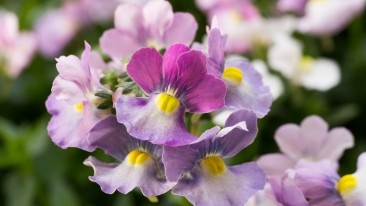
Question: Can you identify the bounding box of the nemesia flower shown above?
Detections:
[100,0,198,60]
[46,42,109,151]
[257,115,354,176]
[268,170,308,206]
[206,25,272,118]
[277,0,308,15]
[84,116,173,196]
[268,35,341,91]
[298,0,366,35]
[116,44,226,146]
[0,11,36,77]
[163,109,265,206]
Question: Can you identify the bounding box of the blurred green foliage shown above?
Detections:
[1,0,366,205]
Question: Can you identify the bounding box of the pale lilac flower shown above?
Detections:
[100,0,198,60]
[46,42,109,151]
[298,0,366,35]
[277,0,308,14]
[296,154,366,205]
[84,116,173,196]
[116,44,226,146]
[257,115,354,176]
[268,35,341,91]
[163,110,265,206]
[0,11,36,77]
[205,26,272,119]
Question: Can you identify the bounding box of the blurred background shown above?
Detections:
[0,0,366,205]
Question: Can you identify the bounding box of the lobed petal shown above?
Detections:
[127,47,163,94]
[162,44,190,86]
[257,153,294,176]
[163,12,198,46]
[114,3,144,38]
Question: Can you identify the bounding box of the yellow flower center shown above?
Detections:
[337,174,357,195]
[298,56,314,72]
[74,102,83,112]
[229,11,243,22]
[201,156,226,176]
[127,150,150,165]
[222,67,243,85]
[156,93,180,114]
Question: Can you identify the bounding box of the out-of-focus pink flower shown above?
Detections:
[0,11,36,77]
[100,0,198,60]
[35,9,79,58]
[277,0,308,14]
[298,0,366,35]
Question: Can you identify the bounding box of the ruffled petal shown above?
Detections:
[224,59,272,118]
[116,95,196,146]
[84,156,172,196]
[172,162,265,206]
[100,29,142,59]
[51,76,85,105]
[316,128,354,161]
[127,47,163,94]
[183,74,226,113]
[207,28,226,75]
[219,109,258,158]
[162,44,190,86]
[163,145,198,182]
[257,153,294,176]
[87,116,130,161]
[163,12,198,46]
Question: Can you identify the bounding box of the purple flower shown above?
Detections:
[46,42,109,151]
[205,25,272,118]
[84,116,173,196]
[100,0,198,60]
[163,110,265,206]
[116,44,226,146]
[0,11,36,77]
[257,115,354,176]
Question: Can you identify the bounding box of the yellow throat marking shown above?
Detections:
[74,102,83,112]
[127,150,150,165]
[298,56,314,72]
[222,67,243,85]
[337,174,357,195]
[201,156,226,176]
[156,93,180,114]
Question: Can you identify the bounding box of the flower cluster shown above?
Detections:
[45,0,274,205]
[249,115,366,206]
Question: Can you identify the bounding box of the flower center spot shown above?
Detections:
[156,93,180,114]
[298,56,314,73]
[74,102,83,112]
[222,67,243,86]
[337,174,357,195]
[127,150,150,165]
[201,156,226,176]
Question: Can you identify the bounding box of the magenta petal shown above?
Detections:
[257,153,295,176]
[184,74,226,113]
[162,44,190,85]
[176,50,207,91]
[115,95,196,146]
[163,12,198,46]
[207,28,226,75]
[100,29,142,59]
[127,47,163,94]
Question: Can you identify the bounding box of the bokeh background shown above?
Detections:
[0,0,366,205]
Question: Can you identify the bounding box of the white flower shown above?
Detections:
[268,35,340,91]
